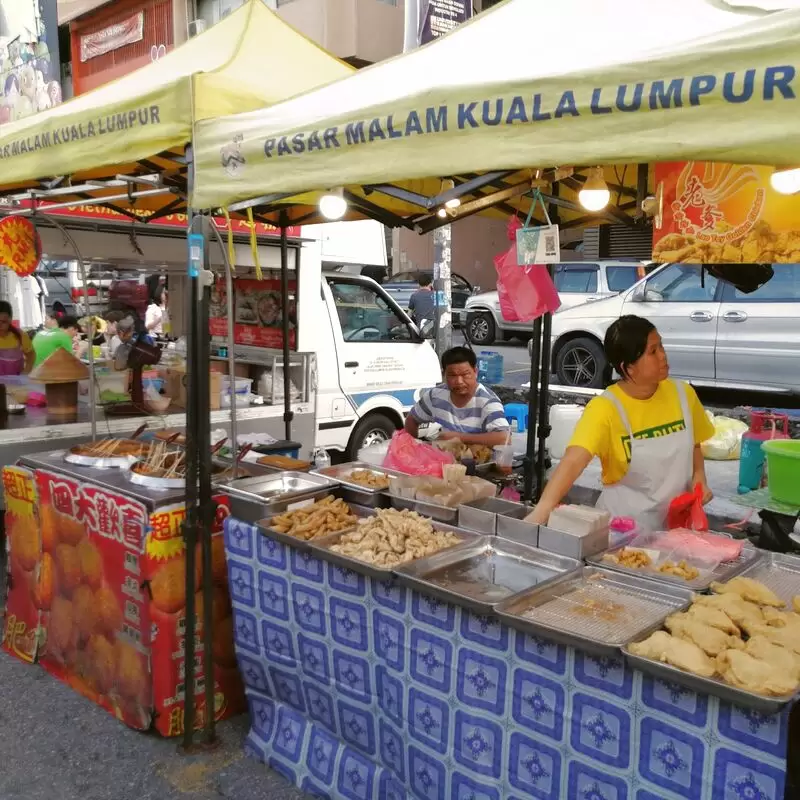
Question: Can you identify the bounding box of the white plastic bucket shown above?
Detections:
[547,404,584,459]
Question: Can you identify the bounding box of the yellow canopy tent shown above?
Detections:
[0,0,353,219]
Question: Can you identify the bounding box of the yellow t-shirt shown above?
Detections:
[568,380,715,485]
[0,330,32,353]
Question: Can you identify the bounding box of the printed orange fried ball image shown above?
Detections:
[196,537,229,587]
[39,505,58,553]
[32,552,56,610]
[212,615,238,669]
[58,514,86,547]
[77,538,103,590]
[115,639,148,706]
[73,584,97,642]
[9,513,40,573]
[54,543,81,596]
[194,586,232,632]
[86,634,117,695]
[150,557,192,615]
[95,585,123,636]
[48,595,74,657]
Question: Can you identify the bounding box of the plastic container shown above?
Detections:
[221,392,251,408]
[762,439,800,505]
[547,404,583,459]
[477,351,504,385]
[493,444,514,475]
[222,376,252,396]
[738,411,790,493]
[251,440,302,459]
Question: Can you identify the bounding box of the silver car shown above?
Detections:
[545,263,800,392]
[463,261,650,346]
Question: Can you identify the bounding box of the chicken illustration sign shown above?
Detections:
[653,161,800,264]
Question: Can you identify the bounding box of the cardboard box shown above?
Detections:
[165,368,222,411]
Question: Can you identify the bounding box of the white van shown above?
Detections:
[314,271,442,458]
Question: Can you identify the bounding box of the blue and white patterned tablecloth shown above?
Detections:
[224,517,790,800]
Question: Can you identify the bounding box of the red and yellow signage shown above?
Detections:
[653,162,800,263]
[0,217,41,277]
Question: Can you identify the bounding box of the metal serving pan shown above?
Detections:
[252,495,364,552]
[389,494,459,524]
[458,497,528,535]
[222,470,339,505]
[310,462,405,507]
[722,551,800,606]
[586,533,761,592]
[624,633,800,715]
[393,538,580,613]
[495,566,693,656]
[126,456,252,492]
[307,511,483,580]
[65,439,150,469]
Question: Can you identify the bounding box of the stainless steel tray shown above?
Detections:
[222,470,339,504]
[458,497,528,535]
[624,637,799,714]
[64,439,150,469]
[495,567,693,656]
[310,462,404,508]
[389,493,459,524]
[393,538,580,613]
[723,552,800,606]
[307,511,483,579]
[586,533,761,591]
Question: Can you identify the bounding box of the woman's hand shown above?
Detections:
[524,504,552,525]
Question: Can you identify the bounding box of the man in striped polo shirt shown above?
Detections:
[404,346,510,446]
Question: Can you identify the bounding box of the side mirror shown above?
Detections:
[630,284,646,302]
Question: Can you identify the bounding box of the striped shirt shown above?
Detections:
[411,383,510,435]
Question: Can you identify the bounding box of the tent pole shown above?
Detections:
[432,223,452,357]
[280,215,293,441]
[523,316,542,503]
[535,310,553,502]
[403,0,419,51]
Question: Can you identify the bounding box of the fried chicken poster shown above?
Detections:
[653,162,800,264]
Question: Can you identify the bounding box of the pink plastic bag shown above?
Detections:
[383,431,455,477]
[494,217,561,322]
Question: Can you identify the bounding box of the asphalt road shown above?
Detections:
[0,650,305,800]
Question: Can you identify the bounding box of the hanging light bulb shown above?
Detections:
[441,178,461,209]
[319,187,347,220]
[770,166,800,196]
[437,207,448,218]
[578,167,611,212]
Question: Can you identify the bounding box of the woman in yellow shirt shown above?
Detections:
[0,301,33,375]
[528,315,715,531]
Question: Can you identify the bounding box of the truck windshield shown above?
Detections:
[328,279,415,342]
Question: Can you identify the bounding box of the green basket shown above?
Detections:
[762,439,800,506]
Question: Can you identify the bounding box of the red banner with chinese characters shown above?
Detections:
[0,217,41,276]
[35,469,153,731]
[2,466,41,663]
[209,277,297,350]
[145,496,244,738]
[19,200,301,239]
[653,161,800,263]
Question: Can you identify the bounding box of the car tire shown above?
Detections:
[346,413,398,461]
[466,312,496,345]
[555,337,608,388]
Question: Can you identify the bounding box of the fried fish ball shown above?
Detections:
[150,558,190,614]
[115,640,148,704]
[86,634,117,695]
[9,513,40,572]
[32,552,55,610]
[95,585,123,636]
[77,538,103,590]
[55,544,81,596]
[48,595,74,656]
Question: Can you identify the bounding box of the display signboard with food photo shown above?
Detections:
[653,161,800,264]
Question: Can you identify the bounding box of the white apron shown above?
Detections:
[596,380,694,532]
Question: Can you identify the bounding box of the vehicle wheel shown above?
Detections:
[346,413,398,461]
[502,331,515,343]
[466,312,496,345]
[555,337,607,388]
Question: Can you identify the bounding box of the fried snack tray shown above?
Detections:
[495,566,693,656]
[310,461,405,507]
[725,552,800,607]
[587,533,761,591]
[306,508,485,579]
[65,439,149,469]
[393,538,580,613]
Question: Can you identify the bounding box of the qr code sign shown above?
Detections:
[544,234,558,258]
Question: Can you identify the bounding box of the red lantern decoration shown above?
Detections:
[0,217,41,277]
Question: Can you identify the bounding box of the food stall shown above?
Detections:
[186,0,800,795]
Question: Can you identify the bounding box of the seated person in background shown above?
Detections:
[32,314,79,367]
[405,346,510,447]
